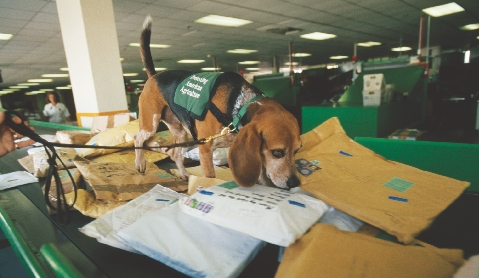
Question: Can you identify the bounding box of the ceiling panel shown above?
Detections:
[0,0,478,91]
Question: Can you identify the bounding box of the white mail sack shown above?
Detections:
[79,185,184,253]
[117,202,265,278]
[179,181,329,247]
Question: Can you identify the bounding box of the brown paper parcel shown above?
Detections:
[65,189,127,218]
[297,117,469,244]
[275,224,464,278]
[78,120,139,158]
[43,169,83,214]
[32,148,77,177]
[73,159,187,201]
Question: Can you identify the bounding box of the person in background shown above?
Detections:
[43,92,71,124]
[0,111,35,157]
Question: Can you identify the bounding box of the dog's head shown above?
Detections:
[228,106,301,189]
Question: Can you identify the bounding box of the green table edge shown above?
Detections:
[0,206,50,278]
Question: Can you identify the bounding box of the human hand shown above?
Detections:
[0,112,36,157]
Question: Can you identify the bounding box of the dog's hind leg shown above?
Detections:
[135,82,164,173]
[161,107,190,181]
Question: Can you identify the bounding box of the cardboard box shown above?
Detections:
[388,129,426,141]
[91,113,134,133]
[362,90,384,106]
[363,73,386,91]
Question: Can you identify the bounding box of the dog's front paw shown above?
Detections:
[178,170,190,181]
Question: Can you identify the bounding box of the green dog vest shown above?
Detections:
[174,72,223,119]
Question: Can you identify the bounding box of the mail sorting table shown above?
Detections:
[0,124,281,277]
[1,124,479,277]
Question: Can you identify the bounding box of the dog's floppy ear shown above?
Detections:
[228,124,262,187]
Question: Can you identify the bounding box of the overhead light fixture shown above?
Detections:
[460,23,479,31]
[202,67,221,71]
[10,85,29,89]
[300,32,336,40]
[40,88,54,92]
[41,74,69,78]
[327,65,339,69]
[0,33,13,40]
[130,80,145,83]
[120,58,125,62]
[357,41,382,47]
[391,46,412,52]
[284,62,299,66]
[195,15,252,27]
[239,61,260,65]
[142,67,167,71]
[60,68,69,71]
[28,79,53,82]
[227,49,258,54]
[177,59,205,64]
[292,53,311,57]
[246,68,261,71]
[123,73,139,77]
[330,55,349,59]
[129,43,170,48]
[422,2,464,17]
[18,83,39,86]
[56,86,71,90]
[464,50,471,63]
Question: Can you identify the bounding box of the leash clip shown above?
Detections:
[221,123,236,135]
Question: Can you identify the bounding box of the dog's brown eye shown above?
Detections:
[272,150,285,158]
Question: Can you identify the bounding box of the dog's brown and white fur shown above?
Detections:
[134,16,301,189]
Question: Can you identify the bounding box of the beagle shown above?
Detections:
[135,16,302,189]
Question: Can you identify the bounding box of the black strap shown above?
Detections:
[207,102,232,128]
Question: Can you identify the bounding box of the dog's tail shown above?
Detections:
[140,15,156,78]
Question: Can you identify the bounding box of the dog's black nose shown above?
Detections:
[287,175,300,188]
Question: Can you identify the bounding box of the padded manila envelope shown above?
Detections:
[179,181,329,247]
[297,117,470,244]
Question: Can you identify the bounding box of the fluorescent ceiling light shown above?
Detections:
[327,65,339,69]
[60,68,69,71]
[28,79,53,82]
[42,74,69,78]
[195,15,252,27]
[464,50,471,63]
[422,2,464,17]
[246,68,260,71]
[357,41,382,47]
[0,33,13,40]
[10,85,29,89]
[130,80,145,83]
[300,32,336,40]
[391,46,412,52]
[18,83,39,86]
[40,88,54,92]
[227,49,258,54]
[0,90,14,94]
[177,59,205,64]
[142,68,167,71]
[202,67,221,71]
[284,62,299,66]
[239,61,260,65]
[330,55,348,59]
[56,86,71,90]
[129,43,170,48]
[292,53,311,57]
[123,73,139,77]
[460,23,479,31]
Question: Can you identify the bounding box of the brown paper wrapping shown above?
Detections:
[65,189,127,218]
[55,130,93,145]
[73,158,187,201]
[276,224,464,278]
[32,148,77,177]
[297,117,469,244]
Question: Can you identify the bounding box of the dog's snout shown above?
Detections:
[286,175,300,188]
